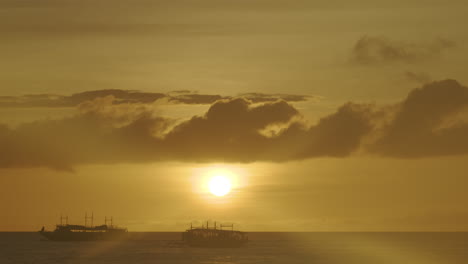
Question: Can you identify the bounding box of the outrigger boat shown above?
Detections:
[182,221,248,247]
[39,213,127,241]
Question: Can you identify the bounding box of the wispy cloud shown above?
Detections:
[351,36,455,65]
[404,71,432,84]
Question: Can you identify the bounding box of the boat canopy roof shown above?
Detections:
[56,224,123,231]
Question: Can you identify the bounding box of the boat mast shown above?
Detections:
[105,216,114,227]
[60,214,68,226]
[85,212,94,227]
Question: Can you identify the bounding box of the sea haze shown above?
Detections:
[0,232,467,264]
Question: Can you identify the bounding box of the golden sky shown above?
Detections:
[1,0,468,231]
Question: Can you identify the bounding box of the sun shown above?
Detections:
[208,175,232,196]
[192,165,247,198]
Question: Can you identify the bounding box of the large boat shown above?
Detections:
[182,221,248,247]
[39,214,128,241]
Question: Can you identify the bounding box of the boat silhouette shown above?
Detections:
[182,221,248,247]
[39,213,127,241]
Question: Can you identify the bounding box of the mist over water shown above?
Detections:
[1,232,467,264]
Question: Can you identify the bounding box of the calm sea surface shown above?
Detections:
[0,232,467,264]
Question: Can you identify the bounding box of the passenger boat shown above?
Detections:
[39,213,127,241]
[182,221,248,247]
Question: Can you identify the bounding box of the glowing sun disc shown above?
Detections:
[208,176,231,196]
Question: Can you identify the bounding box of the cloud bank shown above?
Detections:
[1,79,468,169]
[370,79,468,157]
[0,90,312,108]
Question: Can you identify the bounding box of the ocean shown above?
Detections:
[0,232,467,264]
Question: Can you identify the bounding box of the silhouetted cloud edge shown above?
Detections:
[1,79,468,170]
[0,89,314,108]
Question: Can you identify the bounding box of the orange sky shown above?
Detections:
[1,0,468,231]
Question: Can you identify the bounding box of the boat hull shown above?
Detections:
[185,239,247,248]
[182,228,248,248]
[39,230,128,241]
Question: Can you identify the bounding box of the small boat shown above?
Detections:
[39,213,128,241]
[182,221,248,247]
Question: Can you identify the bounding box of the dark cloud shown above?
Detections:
[0,89,312,108]
[352,36,455,65]
[290,103,374,158]
[0,108,171,171]
[1,80,468,169]
[169,94,225,104]
[238,93,312,103]
[371,79,468,157]
[0,97,371,169]
[162,99,372,162]
[68,90,166,105]
[257,103,374,162]
[0,89,166,108]
[163,98,301,162]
